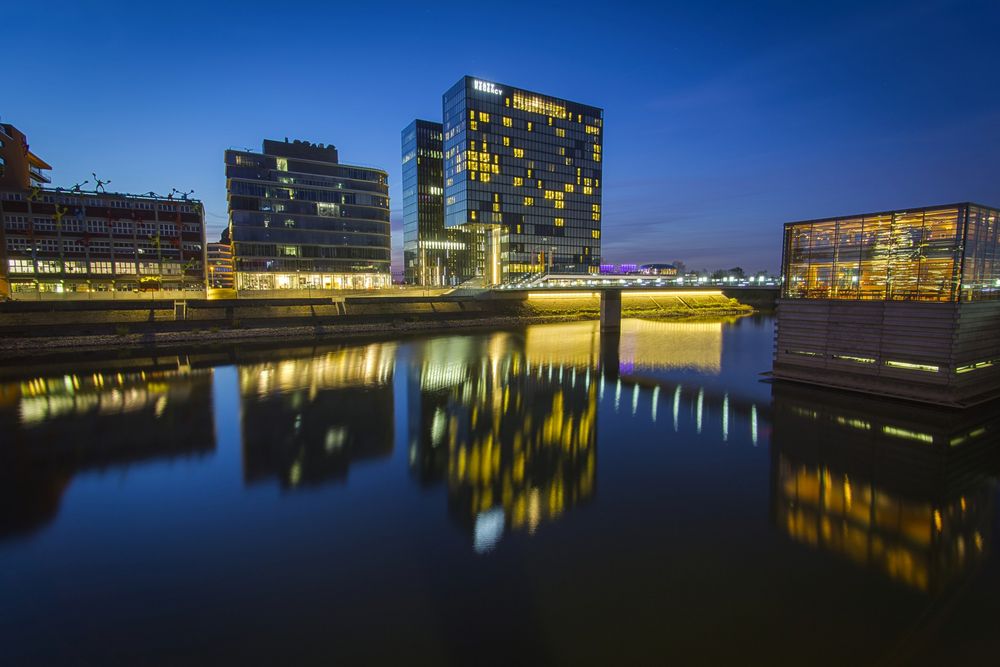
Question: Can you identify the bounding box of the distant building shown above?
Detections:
[773,202,1000,406]
[207,242,233,289]
[0,188,207,298]
[637,263,678,276]
[225,139,390,291]
[0,123,51,190]
[401,120,471,285]
[599,263,637,275]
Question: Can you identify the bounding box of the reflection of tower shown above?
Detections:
[0,364,217,541]
[409,331,598,553]
[238,343,395,489]
[770,384,1000,593]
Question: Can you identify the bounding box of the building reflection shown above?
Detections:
[770,383,1000,593]
[0,361,216,540]
[237,343,395,490]
[408,331,597,553]
[523,319,722,374]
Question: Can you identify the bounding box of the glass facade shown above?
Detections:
[401,120,471,285]
[226,139,391,291]
[782,203,1000,302]
[442,76,603,283]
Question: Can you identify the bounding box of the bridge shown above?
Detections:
[485,273,779,331]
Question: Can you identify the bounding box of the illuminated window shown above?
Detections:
[583,186,593,195]
[478,111,490,122]
[470,120,478,130]
[513,177,523,186]
[555,218,564,227]
[564,183,574,193]
[555,200,565,209]
[592,229,600,239]
[503,136,510,146]
[513,148,524,158]
[469,110,475,120]
[471,210,477,220]
[557,126,567,136]
[592,204,601,213]
[527,122,533,132]
[524,197,534,206]
[481,172,491,183]
[592,212,600,221]
[503,117,512,127]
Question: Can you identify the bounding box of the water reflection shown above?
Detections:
[238,343,396,489]
[408,332,596,553]
[0,364,215,540]
[770,383,1000,593]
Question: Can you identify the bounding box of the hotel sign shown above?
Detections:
[473,79,503,95]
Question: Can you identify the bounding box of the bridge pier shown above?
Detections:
[600,289,622,333]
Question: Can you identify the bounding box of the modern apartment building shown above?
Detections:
[403,76,603,285]
[773,202,1000,405]
[225,139,391,291]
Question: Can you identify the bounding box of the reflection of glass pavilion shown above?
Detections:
[770,384,1000,593]
[774,203,1000,405]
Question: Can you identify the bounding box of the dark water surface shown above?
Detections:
[2,316,1000,665]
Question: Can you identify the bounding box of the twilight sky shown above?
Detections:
[5,0,999,273]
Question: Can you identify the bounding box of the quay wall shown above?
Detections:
[0,291,759,356]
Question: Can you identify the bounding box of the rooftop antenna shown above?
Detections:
[171,188,195,201]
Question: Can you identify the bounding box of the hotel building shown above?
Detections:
[403,76,603,285]
[225,139,391,291]
[773,203,1000,406]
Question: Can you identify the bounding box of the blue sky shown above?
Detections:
[5,0,999,273]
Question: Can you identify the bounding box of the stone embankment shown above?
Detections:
[0,291,755,356]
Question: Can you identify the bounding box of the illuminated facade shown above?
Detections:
[401,120,471,285]
[1,188,207,298]
[226,139,391,292]
[206,242,234,288]
[440,76,603,284]
[775,203,1000,405]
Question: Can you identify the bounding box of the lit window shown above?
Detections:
[555,128,566,137]
[503,117,512,127]
[524,197,534,206]
[503,136,510,146]
[564,183,574,193]
[513,177,523,187]
[478,111,490,122]
[555,201,565,209]
[591,229,600,239]
[555,218,564,227]
[513,148,524,158]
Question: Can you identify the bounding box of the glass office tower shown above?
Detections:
[401,120,470,286]
[441,76,603,284]
[226,139,391,291]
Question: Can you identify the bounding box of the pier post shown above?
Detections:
[600,289,622,333]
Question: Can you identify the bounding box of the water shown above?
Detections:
[2,316,999,665]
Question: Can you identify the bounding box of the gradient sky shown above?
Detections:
[5,0,999,273]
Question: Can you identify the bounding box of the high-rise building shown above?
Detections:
[403,77,603,285]
[401,120,470,286]
[225,139,391,292]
